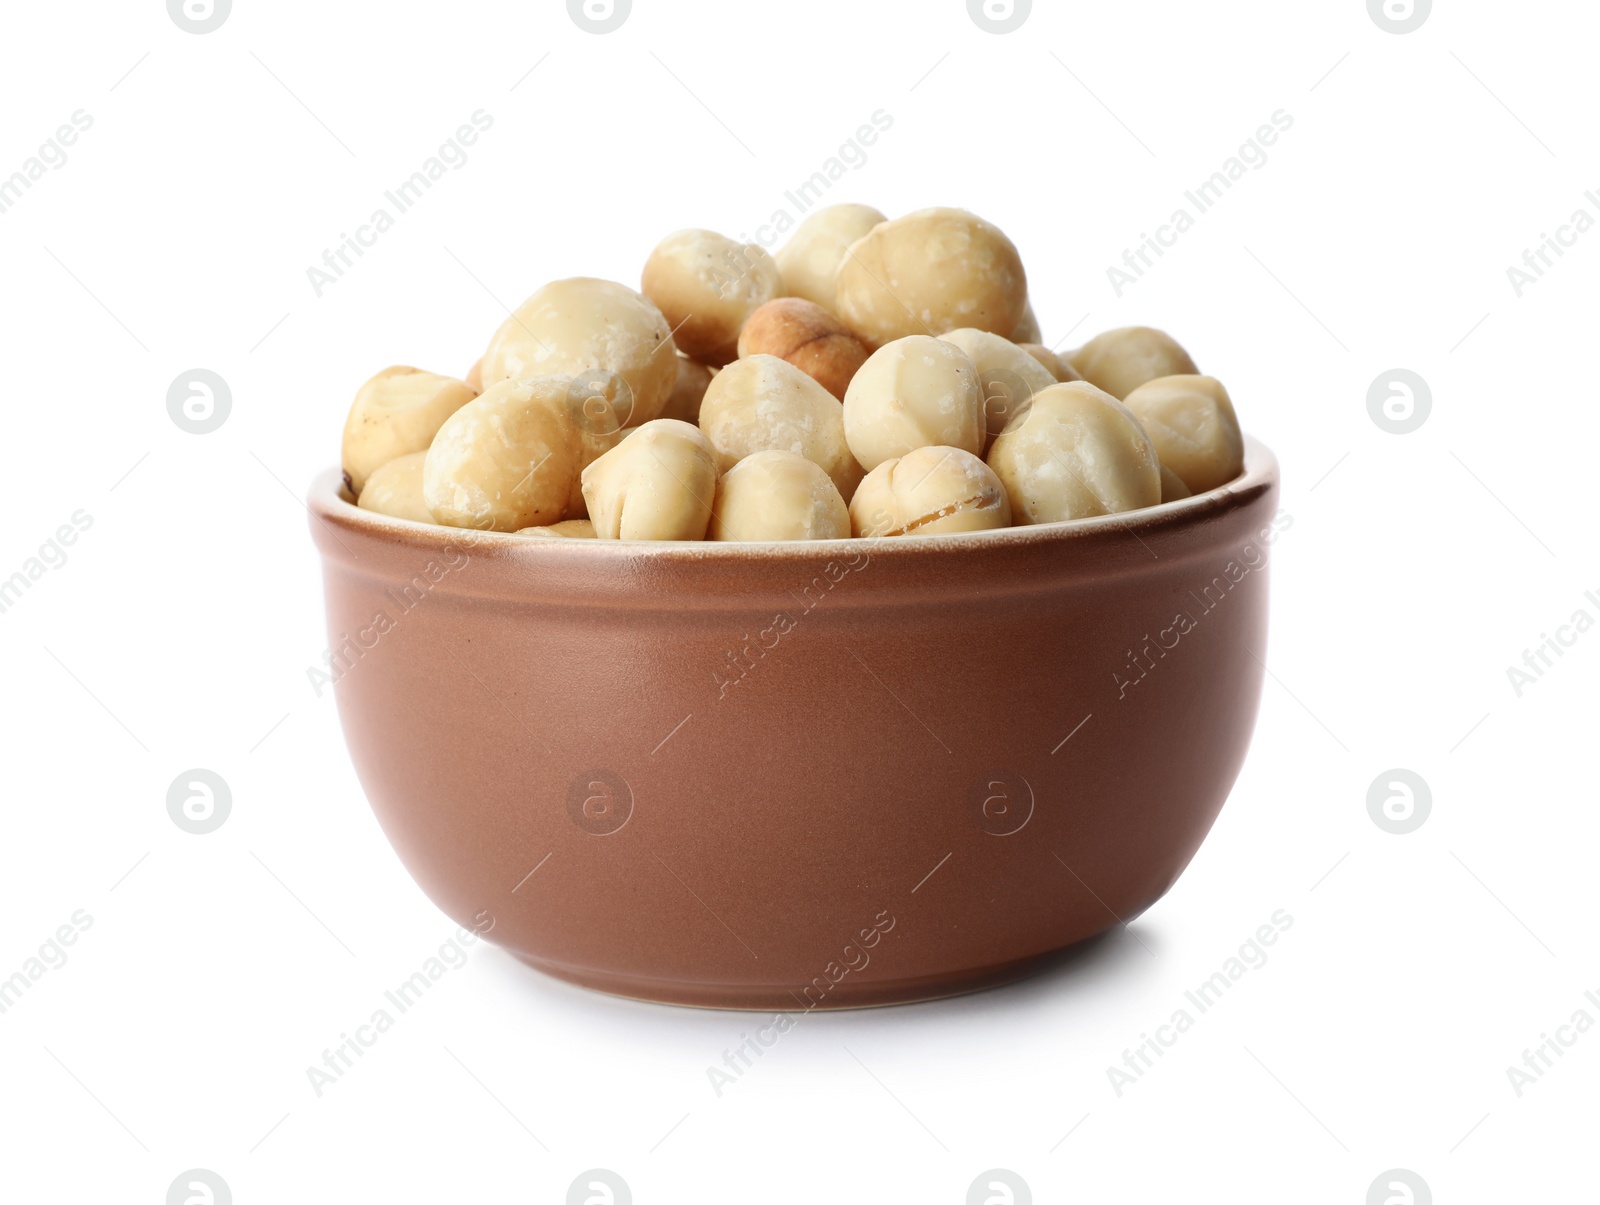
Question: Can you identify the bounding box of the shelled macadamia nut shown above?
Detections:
[341,367,477,495]
[834,208,1027,347]
[842,335,984,470]
[698,354,862,501]
[464,359,484,394]
[987,381,1161,523]
[937,328,1057,448]
[736,297,870,401]
[517,519,597,539]
[710,450,850,542]
[1012,300,1042,344]
[1067,326,1198,400]
[1159,464,1193,502]
[479,277,678,423]
[356,451,432,523]
[657,355,716,425]
[423,378,582,531]
[559,371,632,518]
[581,419,717,540]
[1122,375,1244,493]
[774,203,887,309]
[641,230,784,366]
[849,445,1010,537]
[1018,343,1079,382]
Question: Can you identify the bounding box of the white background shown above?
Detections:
[1,0,1594,1201]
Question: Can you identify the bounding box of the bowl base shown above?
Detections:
[513,943,1093,1011]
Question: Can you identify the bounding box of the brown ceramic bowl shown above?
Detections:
[308,437,1279,1010]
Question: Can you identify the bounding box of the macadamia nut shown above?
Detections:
[834,208,1027,347]
[1068,326,1198,400]
[517,519,597,539]
[423,378,582,531]
[1122,375,1244,493]
[849,445,1010,537]
[774,203,887,309]
[937,327,1057,447]
[710,450,850,542]
[341,367,476,494]
[356,451,432,523]
[581,419,717,540]
[698,354,862,501]
[1018,343,1079,382]
[657,355,716,425]
[1159,464,1193,502]
[842,335,985,471]
[480,278,678,423]
[641,230,783,366]
[986,382,1160,523]
[1012,299,1042,344]
[736,297,870,401]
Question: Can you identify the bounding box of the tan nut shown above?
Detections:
[1017,343,1079,382]
[656,355,716,425]
[834,208,1027,348]
[356,451,432,523]
[697,354,862,501]
[709,450,850,542]
[986,381,1161,523]
[640,230,784,366]
[1011,299,1042,343]
[736,297,870,401]
[581,419,717,540]
[423,378,582,531]
[479,278,678,423]
[1122,375,1244,493]
[341,366,476,495]
[773,203,887,309]
[1159,464,1193,502]
[463,358,484,394]
[841,335,984,470]
[849,445,1011,537]
[937,327,1057,450]
[516,519,597,539]
[1067,326,1198,400]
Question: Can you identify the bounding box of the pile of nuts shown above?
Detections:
[339,205,1246,542]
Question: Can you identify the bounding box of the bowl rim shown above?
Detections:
[309,435,1278,562]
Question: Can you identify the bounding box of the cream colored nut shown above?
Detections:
[986,381,1161,523]
[698,354,862,501]
[517,519,597,539]
[341,366,476,494]
[656,355,716,424]
[1067,326,1198,400]
[357,451,432,523]
[423,378,582,532]
[581,419,717,540]
[1018,343,1080,382]
[640,230,784,366]
[1159,464,1193,502]
[774,203,887,309]
[937,328,1057,449]
[1012,299,1041,343]
[709,450,850,542]
[736,297,870,401]
[1122,374,1244,493]
[479,277,678,423]
[559,370,632,519]
[841,335,984,471]
[464,358,484,394]
[834,207,1027,348]
[849,445,1010,538]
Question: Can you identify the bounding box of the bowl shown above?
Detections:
[307,437,1279,1009]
